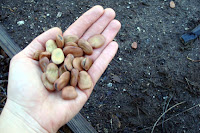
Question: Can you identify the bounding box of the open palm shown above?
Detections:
[5,5,121,133]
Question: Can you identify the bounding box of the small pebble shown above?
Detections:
[17,20,25,26]
[118,57,122,61]
[170,1,175,8]
[107,83,113,87]
[137,27,141,32]
[185,27,189,31]
[163,96,168,100]
[131,42,137,49]
[56,12,62,18]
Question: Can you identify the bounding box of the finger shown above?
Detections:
[89,19,121,61]
[63,5,104,38]
[84,41,118,97]
[81,8,116,40]
[22,27,62,58]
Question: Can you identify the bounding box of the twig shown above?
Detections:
[137,105,141,122]
[138,103,200,132]
[162,95,173,130]
[0,86,7,96]
[0,97,6,103]
[185,77,192,90]
[187,56,200,62]
[2,6,14,12]
[162,97,168,129]
[151,101,186,133]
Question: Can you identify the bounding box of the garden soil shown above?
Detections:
[1,0,200,132]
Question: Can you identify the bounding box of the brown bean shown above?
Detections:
[39,57,49,72]
[45,40,57,53]
[78,39,93,55]
[88,34,105,48]
[39,51,51,60]
[70,69,79,87]
[54,71,70,91]
[65,42,78,47]
[78,71,93,90]
[56,34,64,48]
[62,86,78,100]
[46,63,59,83]
[58,64,66,77]
[63,46,83,57]
[73,57,84,71]
[51,48,65,65]
[41,73,55,91]
[32,50,44,61]
[81,57,93,70]
[64,35,79,43]
[64,54,74,71]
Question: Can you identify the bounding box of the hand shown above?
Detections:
[0,5,121,133]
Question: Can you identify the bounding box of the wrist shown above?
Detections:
[0,99,48,133]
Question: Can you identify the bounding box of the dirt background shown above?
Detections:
[1,0,200,132]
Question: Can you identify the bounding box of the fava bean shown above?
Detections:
[54,71,70,91]
[41,73,55,91]
[51,48,65,65]
[64,54,74,71]
[78,39,93,55]
[62,86,78,100]
[46,63,59,83]
[46,40,57,53]
[78,71,92,90]
[63,46,83,57]
[88,34,105,48]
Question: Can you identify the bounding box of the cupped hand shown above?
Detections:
[3,5,121,133]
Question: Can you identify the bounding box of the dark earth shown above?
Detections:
[1,0,200,132]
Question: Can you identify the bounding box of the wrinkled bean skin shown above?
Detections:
[46,63,59,83]
[70,69,79,87]
[73,57,84,71]
[88,34,105,48]
[51,48,65,65]
[39,57,49,72]
[32,50,44,61]
[41,73,55,91]
[64,35,79,44]
[63,46,83,57]
[62,86,78,100]
[81,57,93,70]
[39,51,51,60]
[45,40,57,53]
[64,54,74,71]
[65,42,78,47]
[54,71,70,91]
[58,64,66,77]
[78,71,93,90]
[78,39,93,55]
[56,34,64,48]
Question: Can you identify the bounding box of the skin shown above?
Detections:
[0,5,121,133]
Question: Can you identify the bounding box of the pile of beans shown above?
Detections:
[32,34,105,100]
